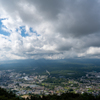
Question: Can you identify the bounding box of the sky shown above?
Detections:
[0,0,100,61]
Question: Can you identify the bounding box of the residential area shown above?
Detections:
[0,70,100,97]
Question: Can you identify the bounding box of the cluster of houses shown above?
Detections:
[1,70,100,96]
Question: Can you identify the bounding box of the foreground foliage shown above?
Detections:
[0,87,25,100]
[1,87,100,100]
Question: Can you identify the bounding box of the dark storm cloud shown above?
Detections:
[56,0,100,37]
[81,34,100,48]
[27,0,63,21]
[24,0,100,37]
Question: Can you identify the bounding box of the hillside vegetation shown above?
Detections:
[1,87,100,100]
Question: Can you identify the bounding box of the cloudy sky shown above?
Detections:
[0,0,100,60]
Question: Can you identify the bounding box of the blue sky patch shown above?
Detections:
[0,19,10,36]
[18,26,29,37]
[30,27,40,36]
[30,27,34,33]
[17,26,40,37]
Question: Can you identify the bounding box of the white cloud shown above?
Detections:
[0,0,100,60]
[86,47,100,55]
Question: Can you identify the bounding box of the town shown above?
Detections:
[0,69,100,97]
